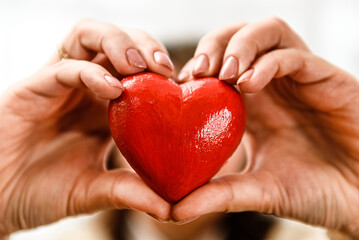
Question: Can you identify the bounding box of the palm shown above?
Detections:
[173,72,359,236]
[49,90,109,136]
[1,82,172,235]
[241,76,359,229]
[173,18,359,237]
[0,87,112,232]
[0,19,178,235]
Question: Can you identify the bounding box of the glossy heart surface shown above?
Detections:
[109,72,246,203]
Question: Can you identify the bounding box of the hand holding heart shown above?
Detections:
[0,19,173,236]
[173,18,359,238]
[108,73,246,203]
[0,17,359,239]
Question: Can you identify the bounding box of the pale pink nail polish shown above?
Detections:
[219,56,239,80]
[237,69,254,84]
[126,48,147,68]
[174,216,199,225]
[146,213,170,223]
[177,71,189,81]
[105,75,124,90]
[154,51,174,70]
[193,54,209,76]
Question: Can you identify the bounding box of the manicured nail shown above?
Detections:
[174,216,199,225]
[177,71,189,82]
[146,213,170,223]
[237,69,254,84]
[105,75,124,90]
[193,54,209,76]
[219,56,239,80]
[154,51,174,70]
[126,48,147,68]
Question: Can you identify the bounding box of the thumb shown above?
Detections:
[172,173,279,221]
[68,169,171,221]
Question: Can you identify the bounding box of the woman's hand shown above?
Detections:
[173,17,359,238]
[0,19,172,236]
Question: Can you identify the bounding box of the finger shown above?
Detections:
[60,19,147,75]
[219,17,309,83]
[124,28,174,77]
[192,22,247,78]
[69,169,171,221]
[237,48,357,111]
[239,49,332,91]
[172,173,278,221]
[177,58,195,82]
[91,53,121,78]
[27,59,124,100]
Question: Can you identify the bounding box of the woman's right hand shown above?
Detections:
[0,19,173,236]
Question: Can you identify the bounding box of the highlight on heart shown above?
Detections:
[108,72,246,203]
[2,2,359,240]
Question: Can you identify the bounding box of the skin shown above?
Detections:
[112,142,245,240]
[0,19,173,237]
[173,17,359,238]
[1,17,359,239]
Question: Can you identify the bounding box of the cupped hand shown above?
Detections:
[0,19,173,236]
[173,17,359,238]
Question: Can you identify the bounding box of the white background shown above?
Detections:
[1,0,359,239]
[1,0,359,96]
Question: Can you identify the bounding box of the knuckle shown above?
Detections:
[136,31,166,49]
[197,34,212,46]
[204,28,226,41]
[79,61,101,75]
[197,22,247,52]
[75,18,94,27]
[105,25,127,38]
[197,32,222,49]
[102,28,130,44]
[269,16,286,25]
[72,18,94,34]
[228,28,255,46]
[232,21,247,27]
[53,62,65,83]
[53,59,72,74]
[225,21,247,33]
[54,58,67,67]
[131,28,149,38]
[53,59,75,82]
[198,25,231,45]
[270,16,290,31]
[230,34,259,55]
[73,19,130,44]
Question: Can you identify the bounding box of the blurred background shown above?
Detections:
[1,0,359,95]
[1,0,359,239]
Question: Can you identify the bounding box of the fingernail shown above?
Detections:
[126,48,147,68]
[105,75,124,90]
[237,69,254,84]
[219,56,239,80]
[177,71,189,82]
[174,216,199,225]
[154,51,174,70]
[147,213,170,223]
[193,54,209,76]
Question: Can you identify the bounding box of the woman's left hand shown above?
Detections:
[173,17,359,238]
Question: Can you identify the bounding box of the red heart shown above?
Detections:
[109,72,246,203]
